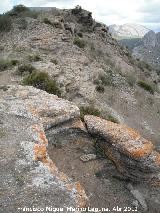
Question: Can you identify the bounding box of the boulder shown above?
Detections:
[0,85,88,212]
[84,115,160,185]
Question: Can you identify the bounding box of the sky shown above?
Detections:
[0,0,160,32]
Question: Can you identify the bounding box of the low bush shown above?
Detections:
[0,59,11,71]
[80,106,101,121]
[28,54,41,62]
[10,59,19,66]
[95,84,105,93]
[43,18,54,26]
[12,5,29,13]
[77,32,83,38]
[22,71,61,96]
[9,5,39,19]
[73,37,86,48]
[17,64,35,75]
[137,80,154,94]
[125,73,136,87]
[106,115,119,123]
[50,59,58,65]
[0,15,12,32]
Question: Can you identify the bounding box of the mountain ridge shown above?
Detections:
[109,23,150,38]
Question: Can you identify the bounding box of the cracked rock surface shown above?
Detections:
[0,85,87,213]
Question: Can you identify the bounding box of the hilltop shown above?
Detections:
[0,5,160,212]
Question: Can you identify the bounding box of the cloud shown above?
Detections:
[0,0,160,31]
[0,0,12,14]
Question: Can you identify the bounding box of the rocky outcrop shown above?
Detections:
[143,30,160,47]
[143,30,156,47]
[0,85,88,213]
[109,23,150,38]
[84,115,160,185]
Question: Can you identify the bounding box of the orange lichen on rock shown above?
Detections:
[39,131,48,144]
[84,115,160,184]
[84,115,154,159]
[34,144,47,161]
[27,105,39,117]
[32,124,48,145]
[154,152,160,166]
[122,139,154,159]
[122,125,141,140]
[75,182,89,207]
[66,182,88,208]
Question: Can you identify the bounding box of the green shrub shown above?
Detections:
[28,54,41,62]
[77,32,83,37]
[80,106,101,121]
[17,64,35,75]
[43,18,54,26]
[10,59,19,66]
[125,73,136,87]
[107,115,119,123]
[95,84,105,93]
[9,5,39,19]
[0,128,5,138]
[22,71,61,96]
[137,80,154,94]
[50,59,58,65]
[12,5,29,13]
[0,59,11,71]
[73,37,86,48]
[0,15,12,32]
[98,70,114,86]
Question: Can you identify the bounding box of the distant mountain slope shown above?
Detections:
[118,37,143,50]
[133,30,160,70]
[109,23,150,38]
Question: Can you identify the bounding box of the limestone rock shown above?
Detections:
[1,85,80,130]
[130,189,148,212]
[84,115,160,184]
[80,154,97,162]
[0,85,88,212]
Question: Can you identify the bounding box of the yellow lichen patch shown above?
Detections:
[34,144,47,161]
